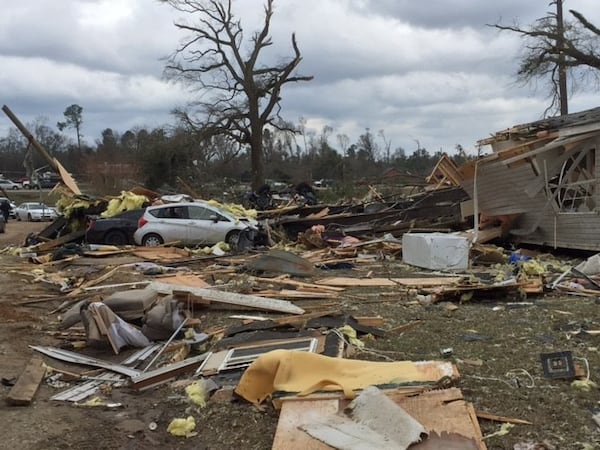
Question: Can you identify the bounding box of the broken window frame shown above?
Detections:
[219,337,319,371]
[195,337,320,376]
[545,145,597,214]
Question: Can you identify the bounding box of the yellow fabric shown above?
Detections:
[235,350,450,405]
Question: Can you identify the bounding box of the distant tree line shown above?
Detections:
[0,109,471,195]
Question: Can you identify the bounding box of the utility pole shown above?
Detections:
[556,0,568,115]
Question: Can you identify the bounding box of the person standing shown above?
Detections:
[0,199,9,222]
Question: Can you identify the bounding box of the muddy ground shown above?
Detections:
[1,220,599,450]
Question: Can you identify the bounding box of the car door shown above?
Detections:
[185,205,215,244]
[186,204,234,244]
[153,205,190,243]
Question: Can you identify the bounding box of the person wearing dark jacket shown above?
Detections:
[0,199,9,222]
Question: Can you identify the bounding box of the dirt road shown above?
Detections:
[0,219,51,247]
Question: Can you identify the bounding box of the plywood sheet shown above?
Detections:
[272,388,485,450]
[272,398,339,450]
[391,388,485,450]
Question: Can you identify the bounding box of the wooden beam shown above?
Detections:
[32,230,86,253]
[6,356,46,406]
[149,281,305,315]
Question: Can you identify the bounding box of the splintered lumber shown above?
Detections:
[315,277,400,287]
[272,311,337,327]
[148,281,305,314]
[253,276,345,292]
[475,411,533,425]
[255,289,337,299]
[2,104,81,195]
[386,320,422,335]
[6,356,47,406]
[315,277,462,288]
[32,230,86,253]
[67,265,121,298]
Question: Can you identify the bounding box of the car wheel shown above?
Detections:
[16,214,21,221]
[27,213,32,221]
[104,230,128,246]
[141,233,164,247]
[225,230,241,248]
[12,186,18,190]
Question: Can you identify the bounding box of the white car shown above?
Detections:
[134,201,258,247]
[15,202,59,221]
[0,179,21,190]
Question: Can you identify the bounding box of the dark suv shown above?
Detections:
[34,176,61,189]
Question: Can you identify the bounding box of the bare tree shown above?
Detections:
[492,3,600,116]
[162,0,313,190]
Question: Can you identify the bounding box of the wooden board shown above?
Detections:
[315,278,400,287]
[149,281,305,315]
[155,273,210,288]
[6,356,46,406]
[55,158,81,195]
[131,247,190,261]
[315,277,462,287]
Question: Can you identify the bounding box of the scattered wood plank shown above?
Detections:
[149,281,305,315]
[6,356,46,406]
[130,247,190,261]
[31,230,86,253]
[315,277,400,287]
[459,226,503,244]
[255,289,337,299]
[475,411,533,425]
[315,277,462,288]
[67,265,121,298]
[253,276,345,292]
[272,311,337,327]
[353,316,385,327]
[386,320,422,335]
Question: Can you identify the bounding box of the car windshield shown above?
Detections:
[29,204,48,210]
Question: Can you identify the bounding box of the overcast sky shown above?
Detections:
[1,0,600,157]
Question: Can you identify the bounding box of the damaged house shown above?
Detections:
[459,106,600,251]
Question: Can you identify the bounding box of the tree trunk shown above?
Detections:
[248,97,265,191]
[556,0,568,115]
[250,128,265,191]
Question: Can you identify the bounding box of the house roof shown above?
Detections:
[478,106,600,146]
